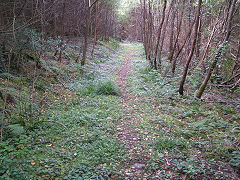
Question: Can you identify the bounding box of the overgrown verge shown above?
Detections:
[0,36,126,179]
[126,43,240,179]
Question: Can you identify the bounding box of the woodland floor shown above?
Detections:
[109,43,239,179]
[1,42,239,179]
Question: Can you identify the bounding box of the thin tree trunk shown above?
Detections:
[142,0,148,60]
[195,0,237,98]
[58,0,66,63]
[195,20,218,71]
[231,41,240,75]
[153,0,167,70]
[158,0,174,69]
[172,16,195,74]
[179,0,202,95]
[169,0,186,74]
[80,0,100,65]
[91,1,99,58]
[168,5,176,60]
[81,8,90,65]
[195,18,202,60]
[147,0,153,62]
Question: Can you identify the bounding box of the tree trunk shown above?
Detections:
[172,16,195,74]
[153,0,167,70]
[81,3,91,66]
[169,0,186,74]
[195,0,237,98]
[179,0,202,95]
[158,0,174,69]
[91,1,99,58]
[142,0,148,60]
[147,0,153,63]
[168,5,176,61]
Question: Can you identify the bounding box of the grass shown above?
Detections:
[0,41,239,179]
[0,39,126,179]
[154,137,189,151]
[78,80,121,96]
[124,43,239,179]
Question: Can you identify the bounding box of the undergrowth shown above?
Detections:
[1,41,239,179]
[77,80,121,96]
[126,43,239,179]
[0,38,125,179]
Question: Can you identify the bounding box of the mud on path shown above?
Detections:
[115,45,151,179]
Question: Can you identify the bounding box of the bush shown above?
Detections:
[78,80,121,96]
[154,137,189,151]
[95,80,121,95]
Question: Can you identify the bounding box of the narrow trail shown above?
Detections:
[116,45,151,179]
[113,43,239,180]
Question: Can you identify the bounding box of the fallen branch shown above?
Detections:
[231,78,240,89]
[221,72,240,85]
[213,79,240,88]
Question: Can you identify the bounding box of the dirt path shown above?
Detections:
[113,43,239,180]
[116,46,151,179]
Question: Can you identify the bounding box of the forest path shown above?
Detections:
[115,44,153,179]
[111,43,239,180]
[106,42,239,180]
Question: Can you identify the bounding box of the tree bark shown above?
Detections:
[179,0,202,95]
[80,0,100,66]
[91,1,99,58]
[158,0,174,69]
[147,0,153,63]
[153,0,167,70]
[172,16,195,74]
[195,0,237,98]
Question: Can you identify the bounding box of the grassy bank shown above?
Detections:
[0,39,127,179]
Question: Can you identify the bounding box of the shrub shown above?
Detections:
[154,137,189,151]
[95,80,121,95]
[78,80,121,96]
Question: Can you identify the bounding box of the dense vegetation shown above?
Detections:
[0,0,239,179]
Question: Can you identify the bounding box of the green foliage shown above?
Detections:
[9,93,40,129]
[203,0,222,17]
[64,47,79,62]
[0,73,16,79]
[66,164,110,179]
[175,157,205,176]
[6,124,25,137]
[138,66,152,75]
[189,67,204,89]
[98,38,120,51]
[96,80,121,95]
[78,80,121,96]
[230,151,240,168]
[0,40,126,179]
[154,137,189,151]
[125,42,239,179]
[0,135,33,179]
[117,0,139,23]
[17,28,42,51]
[1,40,239,179]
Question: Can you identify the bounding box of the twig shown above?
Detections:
[231,78,240,89]
[221,72,240,85]
[213,79,240,88]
